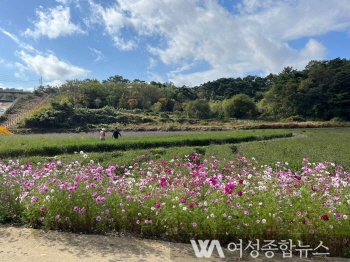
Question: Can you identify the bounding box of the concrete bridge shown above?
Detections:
[0,90,29,94]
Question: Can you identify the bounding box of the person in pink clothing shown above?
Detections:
[99,128,106,141]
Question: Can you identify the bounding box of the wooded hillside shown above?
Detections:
[3,57,349,130]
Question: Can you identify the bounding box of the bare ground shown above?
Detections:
[0,225,349,262]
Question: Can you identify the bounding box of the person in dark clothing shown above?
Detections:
[112,127,122,139]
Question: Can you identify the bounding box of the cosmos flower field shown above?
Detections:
[0,151,349,257]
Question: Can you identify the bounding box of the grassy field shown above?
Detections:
[1,127,349,171]
[0,129,291,161]
[236,127,350,170]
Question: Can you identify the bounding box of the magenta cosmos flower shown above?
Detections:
[321,214,329,221]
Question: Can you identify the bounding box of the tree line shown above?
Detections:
[35,57,350,121]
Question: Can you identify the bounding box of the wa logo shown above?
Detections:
[190,240,225,258]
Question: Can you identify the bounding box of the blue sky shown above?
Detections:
[0,0,349,90]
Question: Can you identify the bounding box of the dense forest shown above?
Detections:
[14,57,350,129]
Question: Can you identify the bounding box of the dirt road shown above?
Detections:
[0,226,349,262]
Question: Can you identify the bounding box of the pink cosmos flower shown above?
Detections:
[96,216,102,221]
[30,196,38,204]
[296,211,302,216]
[160,178,167,187]
[224,182,236,195]
[95,196,106,203]
[180,197,187,203]
[334,213,342,219]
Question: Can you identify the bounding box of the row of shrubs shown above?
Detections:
[0,132,292,158]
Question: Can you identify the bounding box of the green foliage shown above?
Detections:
[6,58,350,130]
[209,100,224,118]
[185,99,211,119]
[330,117,346,122]
[223,94,258,118]
[150,102,162,113]
[260,58,350,121]
[19,106,120,129]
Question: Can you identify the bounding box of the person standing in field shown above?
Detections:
[99,128,106,141]
[112,127,122,139]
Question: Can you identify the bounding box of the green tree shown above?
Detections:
[185,99,211,119]
[223,94,258,118]
[259,67,307,119]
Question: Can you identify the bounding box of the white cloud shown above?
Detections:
[294,39,326,69]
[87,0,136,50]
[238,0,350,41]
[14,62,29,79]
[81,0,350,86]
[23,5,86,39]
[111,36,136,50]
[88,47,105,62]
[45,79,64,87]
[0,82,7,89]
[0,28,36,52]
[56,0,69,4]
[16,51,89,80]
[148,57,157,69]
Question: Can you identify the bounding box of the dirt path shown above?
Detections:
[0,226,348,262]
